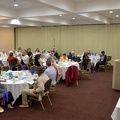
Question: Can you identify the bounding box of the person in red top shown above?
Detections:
[7,52,19,66]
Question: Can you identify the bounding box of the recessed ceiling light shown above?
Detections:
[59,15,62,16]
[116,15,119,17]
[14,4,18,7]
[72,18,75,19]
[109,11,113,13]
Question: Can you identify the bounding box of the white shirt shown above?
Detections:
[1,53,7,58]
[22,55,29,64]
[39,58,46,66]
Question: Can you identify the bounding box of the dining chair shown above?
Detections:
[107,56,112,66]
[98,58,108,72]
[9,58,20,71]
[65,66,78,87]
[98,64,107,72]
[29,79,52,111]
[2,66,10,71]
[79,61,92,80]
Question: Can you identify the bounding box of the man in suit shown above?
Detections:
[19,67,49,108]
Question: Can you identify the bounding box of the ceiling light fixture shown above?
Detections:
[72,18,75,20]
[14,0,18,7]
[109,11,113,13]
[116,15,119,17]
[59,15,62,16]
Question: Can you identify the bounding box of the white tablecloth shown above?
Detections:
[111,98,120,120]
[89,55,100,66]
[0,70,35,103]
[1,80,29,104]
[57,61,79,80]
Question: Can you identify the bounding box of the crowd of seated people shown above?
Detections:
[0,47,108,73]
[0,47,108,112]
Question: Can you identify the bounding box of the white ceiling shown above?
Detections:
[0,0,120,27]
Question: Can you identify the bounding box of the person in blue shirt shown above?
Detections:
[95,51,107,71]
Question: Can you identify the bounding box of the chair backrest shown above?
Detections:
[2,66,9,71]
[107,56,111,61]
[9,58,18,66]
[44,79,52,93]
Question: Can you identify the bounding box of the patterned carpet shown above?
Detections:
[0,67,120,120]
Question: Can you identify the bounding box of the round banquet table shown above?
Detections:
[57,61,80,80]
[0,79,29,104]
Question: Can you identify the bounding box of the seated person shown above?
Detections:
[44,59,57,86]
[34,54,41,66]
[53,48,60,59]
[27,48,33,57]
[68,50,75,60]
[35,48,40,55]
[20,51,29,65]
[82,51,89,70]
[68,52,72,59]
[50,52,57,60]
[39,54,46,66]
[0,79,14,112]
[60,53,68,62]
[1,49,7,58]
[19,67,49,108]
[95,51,107,71]
[87,49,91,56]
[50,58,61,83]
[7,52,19,66]
[72,53,82,63]
[18,47,22,54]
[13,49,18,57]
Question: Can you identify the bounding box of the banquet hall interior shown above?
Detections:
[0,0,120,120]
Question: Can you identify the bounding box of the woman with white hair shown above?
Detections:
[1,49,7,57]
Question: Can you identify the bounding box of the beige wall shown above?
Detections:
[16,24,120,64]
[0,28,14,54]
